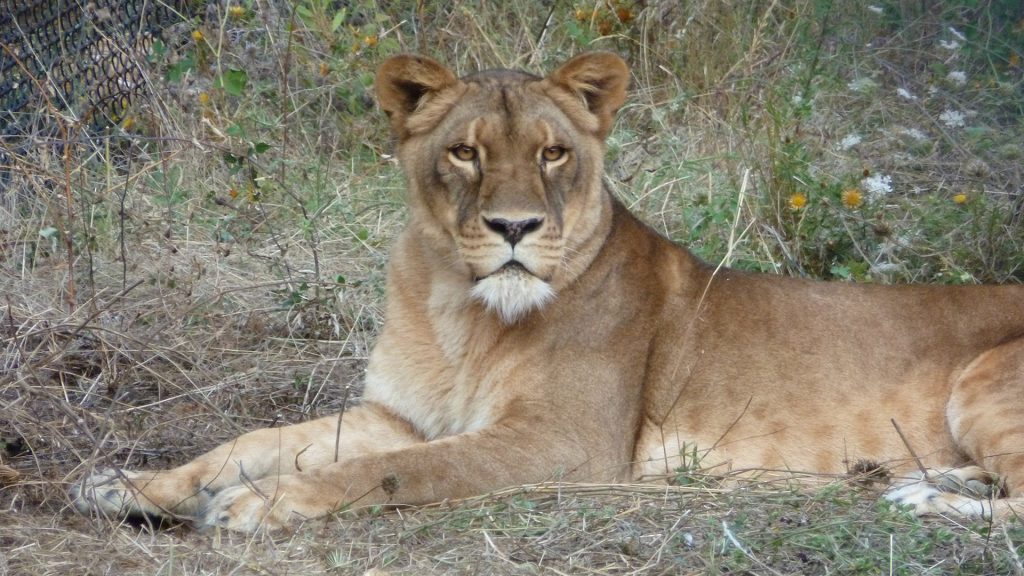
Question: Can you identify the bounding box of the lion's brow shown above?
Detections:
[462,69,541,84]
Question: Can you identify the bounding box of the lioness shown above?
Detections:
[73,52,1024,531]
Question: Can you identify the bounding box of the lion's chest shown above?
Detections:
[362,283,518,441]
[365,365,498,441]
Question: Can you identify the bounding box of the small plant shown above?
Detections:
[671,443,718,488]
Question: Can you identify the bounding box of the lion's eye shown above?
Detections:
[449,144,478,162]
[542,146,566,162]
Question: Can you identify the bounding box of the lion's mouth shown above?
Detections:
[499,260,528,273]
[474,260,531,282]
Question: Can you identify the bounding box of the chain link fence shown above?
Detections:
[1,0,201,135]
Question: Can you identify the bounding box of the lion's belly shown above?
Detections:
[631,387,960,481]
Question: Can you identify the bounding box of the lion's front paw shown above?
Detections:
[71,468,208,521]
[71,469,167,518]
[200,482,293,532]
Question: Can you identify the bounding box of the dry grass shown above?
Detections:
[2,0,1024,573]
[4,477,1024,574]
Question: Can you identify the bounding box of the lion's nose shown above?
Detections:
[483,217,544,247]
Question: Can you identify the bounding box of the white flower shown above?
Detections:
[838,133,862,150]
[939,39,961,50]
[896,87,917,100]
[870,262,901,274]
[898,127,929,141]
[947,70,967,86]
[847,77,877,92]
[861,173,893,199]
[939,109,965,128]
[867,5,884,14]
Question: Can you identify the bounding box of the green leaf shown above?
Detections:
[166,54,194,82]
[252,142,271,154]
[331,9,347,33]
[225,124,245,138]
[39,226,58,239]
[378,37,400,54]
[149,39,166,62]
[829,264,851,280]
[217,69,249,97]
[848,261,870,281]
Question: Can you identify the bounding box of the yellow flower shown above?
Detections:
[192,30,204,43]
[228,5,246,19]
[364,35,378,48]
[841,189,862,209]
[198,91,210,106]
[788,193,807,210]
[120,116,135,131]
[952,193,968,204]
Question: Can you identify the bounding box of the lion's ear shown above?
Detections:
[547,52,630,138]
[375,55,458,139]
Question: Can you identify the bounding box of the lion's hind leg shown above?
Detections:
[948,337,1024,520]
[888,337,1024,521]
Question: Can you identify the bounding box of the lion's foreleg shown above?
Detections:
[71,402,422,521]
[201,418,590,531]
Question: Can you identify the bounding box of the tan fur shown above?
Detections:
[72,53,1024,531]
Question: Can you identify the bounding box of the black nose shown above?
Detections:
[483,217,544,247]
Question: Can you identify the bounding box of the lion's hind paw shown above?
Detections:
[884,466,999,519]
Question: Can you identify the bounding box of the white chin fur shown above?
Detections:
[470,269,555,324]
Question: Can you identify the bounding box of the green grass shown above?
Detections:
[2,0,1024,573]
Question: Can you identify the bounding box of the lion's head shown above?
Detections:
[375,53,629,323]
